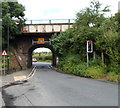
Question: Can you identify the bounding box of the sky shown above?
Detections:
[17,0,119,52]
[18,0,119,20]
[33,48,51,53]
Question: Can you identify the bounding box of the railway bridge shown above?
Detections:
[14,19,74,69]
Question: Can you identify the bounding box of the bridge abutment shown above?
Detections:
[14,34,57,69]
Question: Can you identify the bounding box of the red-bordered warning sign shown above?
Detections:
[2,50,8,56]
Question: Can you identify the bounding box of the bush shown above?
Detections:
[107,72,119,82]
[59,55,106,79]
[75,63,87,76]
[107,63,120,74]
[59,55,82,74]
[62,61,73,73]
[85,66,105,79]
[57,55,118,82]
[45,56,52,60]
[88,57,102,66]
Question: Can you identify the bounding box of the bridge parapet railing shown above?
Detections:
[25,19,75,24]
[22,19,75,33]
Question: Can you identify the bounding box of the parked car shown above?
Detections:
[32,58,37,62]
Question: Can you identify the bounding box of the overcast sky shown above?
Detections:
[18,0,119,20]
[18,0,119,52]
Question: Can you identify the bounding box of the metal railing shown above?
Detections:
[25,19,75,24]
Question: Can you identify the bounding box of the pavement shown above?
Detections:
[0,76,4,108]
[0,68,32,107]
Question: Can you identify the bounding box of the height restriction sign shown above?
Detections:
[2,50,8,56]
[38,38,44,44]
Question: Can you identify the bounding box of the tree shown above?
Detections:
[2,2,25,47]
[51,29,74,57]
[52,0,110,60]
[95,12,120,71]
[75,0,109,28]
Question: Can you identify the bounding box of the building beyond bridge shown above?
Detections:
[14,19,74,69]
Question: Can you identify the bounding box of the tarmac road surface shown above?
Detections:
[2,62,118,106]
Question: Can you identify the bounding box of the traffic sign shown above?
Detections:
[38,38,44,44]
[2,50,8,56]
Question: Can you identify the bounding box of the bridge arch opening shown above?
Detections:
[32,48,52,67]
[28,44,56,68]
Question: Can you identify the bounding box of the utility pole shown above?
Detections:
[7,13,10,73]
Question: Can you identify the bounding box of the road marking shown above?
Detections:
[14,76,26,81]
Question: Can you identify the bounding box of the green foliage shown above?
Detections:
[51,29,74,57]
[58,55,87,76]
[75,0,109,28]
[86,66,105,79]
[95,28,119,63]
[58,54,105,79]
[107,63,120,74]
[2,2,25,46]
[51,0,119,82]
[52,0,109,60]
[107,72,119,82]
[88,58,102,66]
[32,52,52,63]
[74,63,87,76]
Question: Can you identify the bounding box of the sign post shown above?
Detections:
[87,41,93,67]
[2,50,8,75]
[87,52,89,67]
[4,56,5,75]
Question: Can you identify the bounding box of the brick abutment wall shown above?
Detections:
[14,33,57,69]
